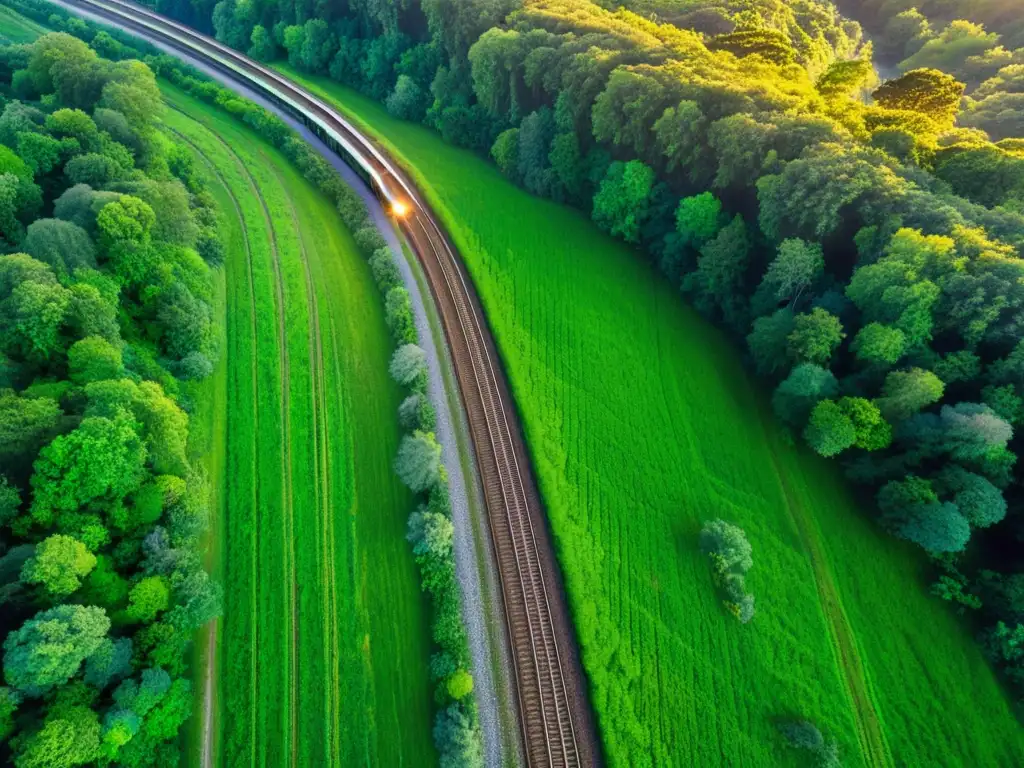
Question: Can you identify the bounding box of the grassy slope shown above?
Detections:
[161,85,434,767]
[279,65,1024,767]
[0,4,47,44]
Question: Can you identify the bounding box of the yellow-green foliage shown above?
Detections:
[283,68,1024,767]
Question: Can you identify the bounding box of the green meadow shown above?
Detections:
[162,86,435,767]
[279,65,1024,767]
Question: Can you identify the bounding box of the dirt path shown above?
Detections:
[265,155,340,763]
[167,122,263,768]
[762,420,892,768]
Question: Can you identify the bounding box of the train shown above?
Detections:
[71,0,414,216]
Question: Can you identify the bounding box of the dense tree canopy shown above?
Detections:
[0,33,220,767]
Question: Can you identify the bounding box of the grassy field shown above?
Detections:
[0,4,47,44]
[161,85,435,767]
[279,65,1024,767]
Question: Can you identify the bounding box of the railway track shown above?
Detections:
[63,1,596,765]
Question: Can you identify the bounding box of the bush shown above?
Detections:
[700,519,755,623]
[395,431,442,493]
[369,247,401,292]
[389,344,427,387]
[385,287,417,345]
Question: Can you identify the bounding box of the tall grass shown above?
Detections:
[279,68,1024,768]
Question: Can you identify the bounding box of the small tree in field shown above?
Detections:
[699,519,755,623]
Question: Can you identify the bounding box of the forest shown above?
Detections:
[178,0,1024,709]
[0,31,221,767]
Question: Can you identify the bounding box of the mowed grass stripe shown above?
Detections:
[163,122,261,767]
[264,154,339,766]
[161,120,263,767]
[278,68,1024,767]
[162,84,435,766]
[162,102,287,767]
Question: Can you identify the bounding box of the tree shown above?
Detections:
[446,669,474,700]
[30,414,147,528]
[248,25,276,62]
[682,214,751,331]
[389,344,427,387]
[772,364,839,426]
[753,239,824,313]
[16,132,63,177]
[747,309,795,377]
[837,396,891,451]
[24,33,106,110]
[654,100,707,177]
[83,637,132,689]
[123,576,170,623]
[674,192,723,251]
[100,60,162,131]
[1,277,71,362]
[97,195,155,248]
[432,703,483,768]
[877,368,944,421]
[45,108,100,152]
[13,703,101,768]
[386,74,430,121]
[65,153,123,187]
[22,219,96,278]
[804,400,856,457]
[395,431,442,493]
[787,308,844,365]
[68,336,123,384]
[21,534,97,597]
[3,605,110,695]
[699,519,753,573]
[936,466,1007,528]
[877,476,971,554]
[872,69,966,126]
[592,160,655,244]
[851,323,906,366]
[490,128,520,181]
[0,390,61,465]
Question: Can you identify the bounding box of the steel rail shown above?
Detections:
[67,1,588,764]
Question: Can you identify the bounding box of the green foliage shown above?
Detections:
[0,33,221,763]
[592,159,655,244]
[395,430,441,493]
[805,399,857,457]
[67,335,122,384]
[3,604,109,696]
[389,343,427,387]
[21,533,96,596]
[873,68,966,126]
[772,363,838,426]
[123,576,170,623]
[787,308,845,365]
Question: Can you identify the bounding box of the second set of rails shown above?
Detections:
[63,1,593,765]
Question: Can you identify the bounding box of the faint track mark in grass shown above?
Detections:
[191,124,297,768]
[167,122,261,768]
[264,154,339,764]
[761,419,892,768]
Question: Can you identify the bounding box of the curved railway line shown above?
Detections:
[63,1,599,765]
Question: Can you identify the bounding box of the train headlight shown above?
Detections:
[391,201,410,218]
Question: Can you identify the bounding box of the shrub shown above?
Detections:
[700,519,755,623]
[389,344,427,387]
[395,431,442,493]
